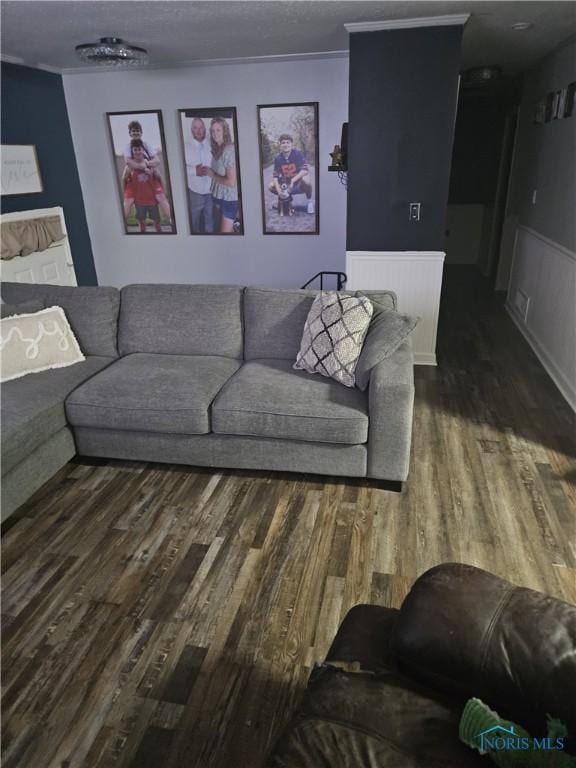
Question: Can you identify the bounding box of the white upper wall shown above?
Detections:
[63,56,348,288]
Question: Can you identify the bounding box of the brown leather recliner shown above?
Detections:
[267,563,576,768]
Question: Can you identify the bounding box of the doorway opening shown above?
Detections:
[445,73,522,293]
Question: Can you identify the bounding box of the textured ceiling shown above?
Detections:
[1,1,575,74]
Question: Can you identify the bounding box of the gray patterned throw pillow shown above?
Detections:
[294,291,373,387]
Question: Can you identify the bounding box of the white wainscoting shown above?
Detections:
[506,226,576,412]
[346,250,445,365]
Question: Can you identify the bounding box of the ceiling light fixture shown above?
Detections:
[511,22,533,31]
[75,37,148,67]
[463,66,502,87]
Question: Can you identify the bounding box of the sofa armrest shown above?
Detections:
[326,604,399,670]
[367,338,415,481]
[393,563,576,736]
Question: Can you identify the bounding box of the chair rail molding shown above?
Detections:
[346,250,445,365]
[506,225,576,412]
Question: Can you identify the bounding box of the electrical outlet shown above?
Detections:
[409,203,421,221]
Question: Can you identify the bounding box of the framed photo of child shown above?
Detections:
[178,107,244,235]
[257,102,319,235]
[106,110,176,235]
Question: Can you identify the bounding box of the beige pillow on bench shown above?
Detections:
[0,305,85,383]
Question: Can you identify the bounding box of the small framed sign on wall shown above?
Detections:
[1,145,43,196]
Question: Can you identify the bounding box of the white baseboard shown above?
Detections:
[506,301,576,413]
[414,352,437,366]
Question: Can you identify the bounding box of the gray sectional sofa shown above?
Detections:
[1,282,415,521]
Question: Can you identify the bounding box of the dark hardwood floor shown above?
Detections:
[2,266,575,768]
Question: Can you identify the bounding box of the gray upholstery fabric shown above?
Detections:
[1,427,76,522]
[355,289,397,311]
[66,353,241,435]
[367,339,415,481]
[294,292,373,387]
[243,288,396,363]
[212,359,368,444]
[0,299,44,318]
[0,282,120,357]
[74,429,367,478]
[355,295,420,391]
[119,284,244,358]
[1,356,115,475]
[243,287,317,361]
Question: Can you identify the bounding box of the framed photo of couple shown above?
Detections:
[257,102,319,235]
[178,108,244,235]
[106,110,176,235]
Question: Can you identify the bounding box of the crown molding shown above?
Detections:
[57,49,349,75]
[2,49,349,76]
[344,14,470,33]
[1,53,62,74]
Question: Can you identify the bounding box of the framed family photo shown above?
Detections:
[178,107,244,235]
[106,110,176,235]
[257,102,319,235]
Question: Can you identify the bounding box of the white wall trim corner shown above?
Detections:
[346,250,445,366]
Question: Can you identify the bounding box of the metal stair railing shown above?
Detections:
[301,271,348,291]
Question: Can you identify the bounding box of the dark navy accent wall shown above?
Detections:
[347,26,463,252]
[1,62,97,285]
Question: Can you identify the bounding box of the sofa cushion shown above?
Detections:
[355,289,397,311]
[243,287,317,361]
[212,359,368,444]
[394,563,576,737]
[66,353,241,435]
[118,284,244,358]
[0,282,120,357]
[1,356,115,475]
[267,665,486,768]
[0,299,44,318]
[243,288,397,363]
[355,296,420,392]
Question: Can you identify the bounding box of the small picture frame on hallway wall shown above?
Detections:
[257,102,319,235]
[106,110,176,235]
[178,107,244,235]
